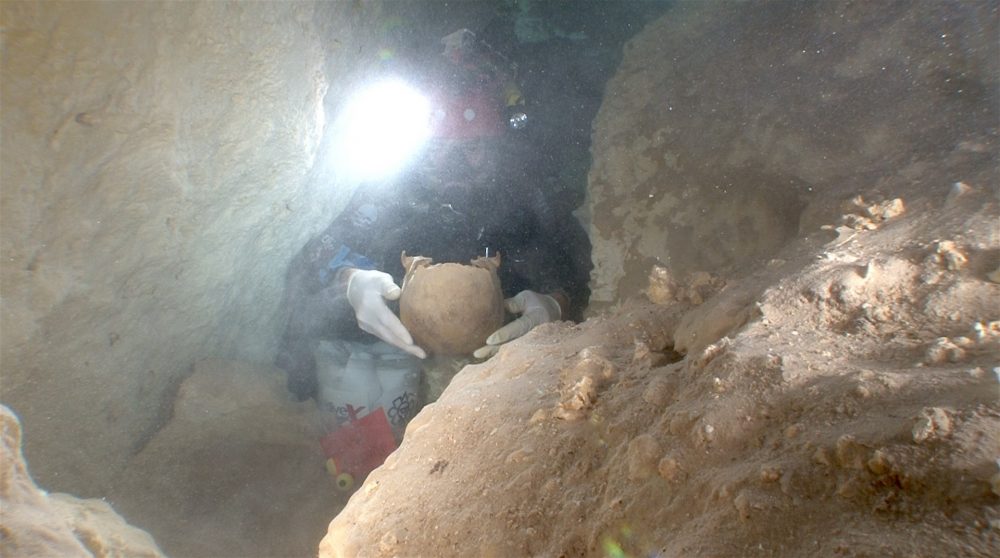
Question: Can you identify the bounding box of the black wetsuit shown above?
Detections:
[275,172,591,400]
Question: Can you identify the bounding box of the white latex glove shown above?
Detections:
[346,270,427,359]
[473,290,561,359]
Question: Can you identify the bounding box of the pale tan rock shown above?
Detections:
[673,285,755,356]
[555,375,598,421]
[0,405,165,558]
[320,204,999,557]
[912,407,954,443]
[646,265,678,305]
[759,466,782,483]
[836,196,906,231]
[554,347,616,420]
[973,321,1000,341]
[925,337,965,364]
[867,449,892,475]
[319,2,999,554]
[0,0,381,494]
[935,241,968,271]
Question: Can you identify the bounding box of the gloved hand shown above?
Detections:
[473,290,561,359]
[346,270,427,359]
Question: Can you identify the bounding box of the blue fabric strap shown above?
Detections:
[318,245,376,284]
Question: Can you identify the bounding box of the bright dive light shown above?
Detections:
[333,79,431,182]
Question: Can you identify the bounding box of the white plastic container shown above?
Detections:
[374,351,422,439]
[315,340,421,439]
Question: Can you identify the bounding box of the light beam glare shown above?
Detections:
[331,79,431,182]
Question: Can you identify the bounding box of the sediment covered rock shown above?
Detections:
[0,404,165,558]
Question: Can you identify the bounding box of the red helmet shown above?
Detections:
[425,29,514,139]
[428,89,505,139]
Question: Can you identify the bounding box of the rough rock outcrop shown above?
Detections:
[584,0,998,307]
[319,2,999,556]
[319,164,1000,558]
[0,405,165,558]
[0,0,384,495]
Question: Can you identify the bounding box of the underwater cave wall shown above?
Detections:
[0,0,384,495]
[585,0,998,307]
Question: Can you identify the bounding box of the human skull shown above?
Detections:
[399,252,504,356]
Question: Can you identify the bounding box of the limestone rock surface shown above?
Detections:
[319,2,999,556]
[319,170,1000,558]
[0,0,384,495]
[0,404,165,558]
[585,0,998,307]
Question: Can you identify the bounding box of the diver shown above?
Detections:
[275,28,591,439]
